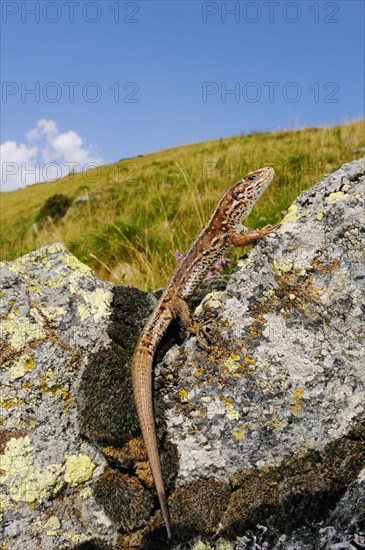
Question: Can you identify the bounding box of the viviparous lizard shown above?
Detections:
[131,166,277,539]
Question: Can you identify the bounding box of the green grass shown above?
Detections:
[1,120,364,290]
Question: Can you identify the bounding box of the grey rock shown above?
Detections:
[74,192,90,203]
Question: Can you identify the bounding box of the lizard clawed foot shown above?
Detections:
[261,222,281,235]
[187,321,211,350]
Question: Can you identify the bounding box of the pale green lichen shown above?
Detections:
[226,408,240,421]
[316,212,324,221]
[326,191,347,203]
[0,494,11,521]
[0,436,65,503]
[8,244,62,274]
[78,288,112,322]
[282,204,298,223]
[223,353,241,372]
[40,306,67,320]
[64,455,95,486]
[63,533,85,544]
[237,255,254,269]
[273,260,294,274]
[194,291,222,317]
[217,543,233,550]
[273,260,311,277]
[64,252,92,275]
[193,542,213,550]
[2,309,45,350]
[44,515,61,535]
[7,355,27,381]
[192,543,232,550]
[298,265,312,276]
[80,486,92,500]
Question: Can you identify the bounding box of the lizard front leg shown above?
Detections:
[229,223,280,247]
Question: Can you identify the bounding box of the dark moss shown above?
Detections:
[108,286,155,351]
[77,344,138,444]
[222,421,365,539]
[93,469,153,531]
[73,540,113,550]
[172,480,231,537]
[78,285,171,445]
[35,193,72,224]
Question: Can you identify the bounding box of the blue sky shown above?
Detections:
[1,0,364,190]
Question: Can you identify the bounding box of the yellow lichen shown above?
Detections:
[64,455,95,486]
[290,388,305,416]
[188,425,198,434]
[316,212,324,221]
[0,397,24,410]
[220,395,234,408]
[39,370,72,404]
[232,425,248,440]
[259,414,282,431]
[25,356,36,370]
[223,352,252,375]
[220,395,240,421]
[179,388,188,402]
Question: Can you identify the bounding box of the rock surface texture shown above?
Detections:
[0,158,364,550]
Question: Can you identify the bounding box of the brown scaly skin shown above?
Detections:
[131,167,277,539]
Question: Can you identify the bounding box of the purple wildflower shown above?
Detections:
[204,257,230,280]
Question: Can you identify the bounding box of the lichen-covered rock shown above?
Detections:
[1,158,364,549]
[0,244,116,548]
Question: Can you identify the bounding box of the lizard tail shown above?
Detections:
[131,345,172,539]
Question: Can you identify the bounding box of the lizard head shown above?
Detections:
[224,166,275,225]
[230,166,275,202]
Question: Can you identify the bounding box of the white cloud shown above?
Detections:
[1,119,103,191]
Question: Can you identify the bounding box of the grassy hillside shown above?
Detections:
[1,120,364,290]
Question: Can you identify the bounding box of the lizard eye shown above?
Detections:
[247,175,256,181]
